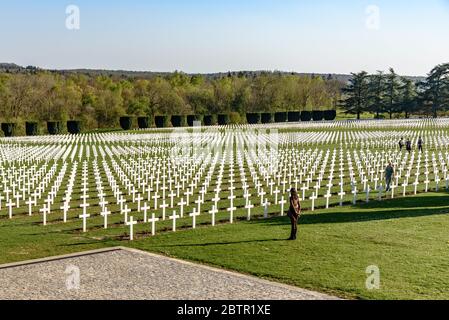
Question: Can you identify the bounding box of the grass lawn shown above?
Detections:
[2,191,449,300]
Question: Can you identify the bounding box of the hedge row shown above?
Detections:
[118,110,337,129]
[0,121,83,137]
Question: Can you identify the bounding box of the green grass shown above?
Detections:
[2,192,449,300]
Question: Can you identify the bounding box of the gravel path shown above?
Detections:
[0,247,338,300]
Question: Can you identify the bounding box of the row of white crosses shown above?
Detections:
[3,123,449,240]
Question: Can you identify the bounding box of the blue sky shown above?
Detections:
[0,0,448,75]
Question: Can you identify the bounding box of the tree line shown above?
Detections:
[340,63,449,119]
[0,71,342,130]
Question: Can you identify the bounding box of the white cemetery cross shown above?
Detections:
[245,201,254,221]
[26,197,36,216]
[60,201,70,223]
[227,197,237,224]
[190,208,200,229]
[424,177,430,192]
[301,184,308,201]
[178,198,187,218]
[273,187,280,204]
[279,196,287,216]
[127,216,138,241]
[135,193,143,212]
[168,190,176,208]
[100,207,111,229]
[169,210,180,232]
[309,192,318,211]
[209,205,218,226]
[195,196,202,215]
[122,204,131,224]
[40,204,50,226]
[153,192,160,210]
[6,198,14,219]
[324,190,332,209]
[352,186,358,205]
[390,183,397,199]
[377,184,384,200]
[365,185,370,203]
[79,211,90,233]
[413,179,419,195]
[141,202,150,222]
[402,181,408,196]
[338,190,346,206]
[263,199,270,218]
[147,213,159,236]
[160,200,169,220]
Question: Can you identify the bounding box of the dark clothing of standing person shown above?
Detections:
[399,139,404,151]
[287,188,301,240]
[406,140,412,154]
[418,137,423,153]
[385,163,394,192]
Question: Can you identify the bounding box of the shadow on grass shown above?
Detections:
[263,195,449,227]
[353,193,449,210]
[143,195,449,249]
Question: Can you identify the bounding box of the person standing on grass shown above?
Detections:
[399,138,404,151]
[406,138,412,154]
[385,162,394,192]
[418,136,424,153]
[287,188,301,241]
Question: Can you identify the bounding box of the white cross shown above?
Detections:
[160,200,169,220]
[178,198,187,218]
[324,191,332,209]
[309,192,318,211]
[6,198,14,219]
[263,199,270,218]
[79,211,90,233]
[169,210,180,232]
[26,197,36,217]
[122,204,131,224]
[100,207,111,229]
[135,193,143,211]
[141,202,150,222]
[209,205,218,226]
[147,213,159,236]
[126,215,138,241]
[60,201,70,223]
[338,190,346,206]
[190,208,200,229]
[279,196,287,216]
[245,201,254,220]
[40,204,50,226]
[227,202,237,224]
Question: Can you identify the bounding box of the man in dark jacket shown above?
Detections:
[287,188,301,240]
[385,162,394,192]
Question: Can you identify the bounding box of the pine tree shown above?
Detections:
[340,71,370,119]
[420,63,449,118]
[368,71,386,118]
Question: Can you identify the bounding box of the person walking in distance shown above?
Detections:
[418,136,424,153]
[287,188,301,240]
[406,138,412,154]
[385,162,394,192]
[399,138,404,151]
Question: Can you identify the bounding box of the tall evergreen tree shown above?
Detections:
[368,71,386,118]
[384,68,401,119]
[398,77,417,118]
[420,63,449,118]
[340,71,370,119]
